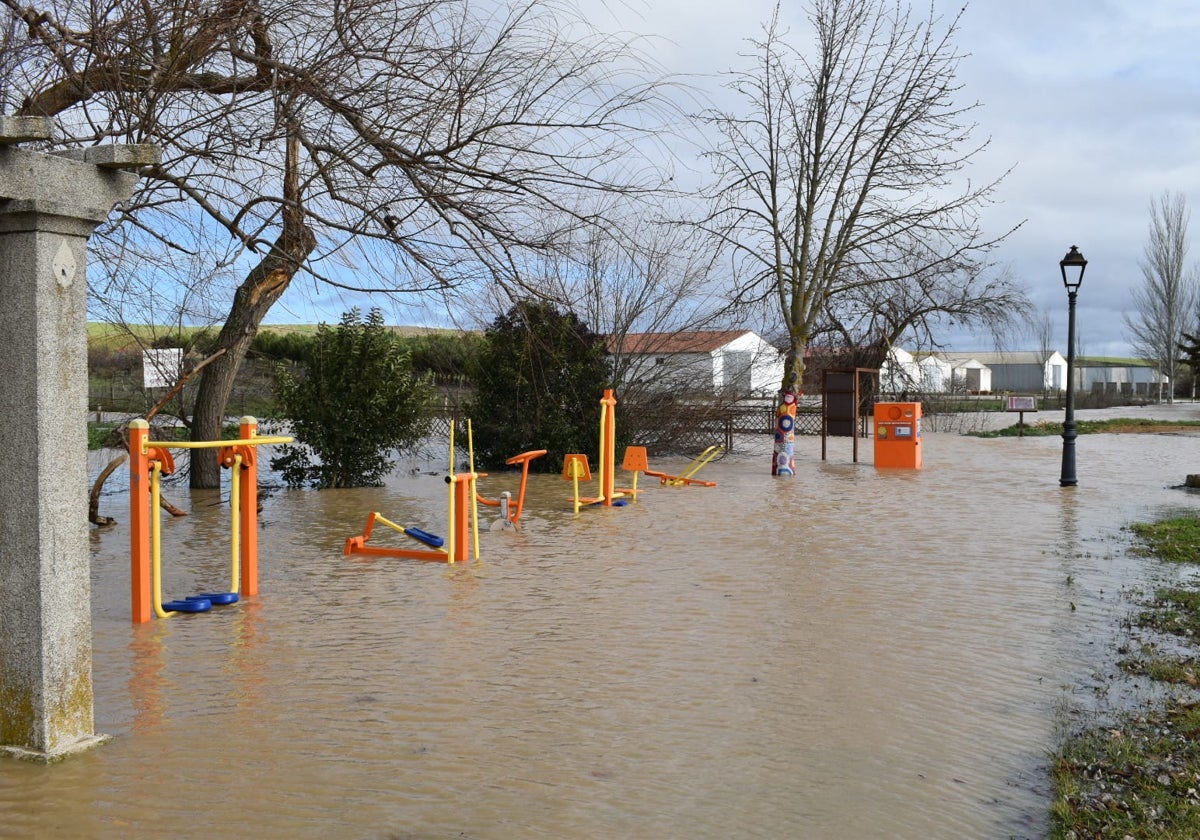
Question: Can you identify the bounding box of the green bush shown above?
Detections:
[466,299,614,471]
[87,422,122,450]
[270,308,432,488]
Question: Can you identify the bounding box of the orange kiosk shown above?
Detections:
[873,402,922,469]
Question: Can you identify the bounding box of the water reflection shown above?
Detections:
[128,625,168,734]
[6,429,1200,837]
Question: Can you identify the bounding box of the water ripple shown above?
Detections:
[8,429,1200,837]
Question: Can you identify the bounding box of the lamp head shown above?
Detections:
[1060,245,1087,293]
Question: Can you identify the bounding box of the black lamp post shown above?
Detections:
[1059,245,1087,487]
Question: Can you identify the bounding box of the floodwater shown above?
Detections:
[4,409,1200,839]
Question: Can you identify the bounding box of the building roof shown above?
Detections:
[950,351,1157,369]
[950,351,1054,366]
[1075,356,1161,368]
[913,351,984,365]
[607,330,755,355]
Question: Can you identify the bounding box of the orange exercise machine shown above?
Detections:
[476,448,546,529]
[621,444,722,488]
[129,416,293,623]
[562,453,604,514]
[343,420,481,563]
[562,389,631,513]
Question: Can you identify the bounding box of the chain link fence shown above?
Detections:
[424,402,828,457]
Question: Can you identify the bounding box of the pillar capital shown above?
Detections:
[0,144,155,225]
[0,116,53,144]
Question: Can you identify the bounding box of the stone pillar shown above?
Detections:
[0,117,157,761]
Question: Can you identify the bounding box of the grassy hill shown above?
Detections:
[86,322,464,351]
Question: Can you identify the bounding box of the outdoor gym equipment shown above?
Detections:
[128,416,293,623]
[562,454,604,514]
[625,444,723,487]
[475,448,547,529]
[620,445,721,489]
[562,389,630,513]
[343,420,482,563]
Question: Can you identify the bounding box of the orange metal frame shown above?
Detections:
[562,389,623,512]
[476,448,547,526]
[621,444,719,488]
[342,475,478,562]
[129,417,274,624]
[343,421,481,563]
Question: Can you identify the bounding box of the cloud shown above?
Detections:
[280,0,1200,359]
[586,0,1200,354]
[942,0,1200,353]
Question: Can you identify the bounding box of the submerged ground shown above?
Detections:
[5,403,1200,838]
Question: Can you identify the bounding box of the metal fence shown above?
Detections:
[89,368,276,419]
[425,404,828,457]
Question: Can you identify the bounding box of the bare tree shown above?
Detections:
[1029,311,1055,365]
[816,255,1031,369]
[696,0,1018,396]
[1123,191,1199,403]
[2,0,674,486]
[510,205,735,390]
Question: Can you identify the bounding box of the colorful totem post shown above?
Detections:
[772,390,798,476]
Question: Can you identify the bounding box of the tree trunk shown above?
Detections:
[190,128,316,488]
[782,333,807,396]
[89,454,127,526]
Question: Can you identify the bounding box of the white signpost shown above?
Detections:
[142,348,183,389]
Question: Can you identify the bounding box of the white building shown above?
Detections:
[880,347,1169,397]
[947,351,1067,392]
[608,330,785,398]
[880,348,993,393]
[961,352,1166,396]
[1076,358,1170,398]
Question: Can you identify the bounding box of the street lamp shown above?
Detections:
[1059,245,1087,487]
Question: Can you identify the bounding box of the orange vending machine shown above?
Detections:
[873,402,922,469]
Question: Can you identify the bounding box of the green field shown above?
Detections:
[86,322,330,351]
[86,322,463,351]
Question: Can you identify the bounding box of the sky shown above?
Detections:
[592,0,1200,357]
[271,0,1200,358]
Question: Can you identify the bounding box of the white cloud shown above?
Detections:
[936,0,1200,354]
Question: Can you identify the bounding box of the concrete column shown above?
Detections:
[0,118,157,761]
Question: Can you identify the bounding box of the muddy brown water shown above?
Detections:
[5,415,1200,838]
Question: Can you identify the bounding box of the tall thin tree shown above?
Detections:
[1123,191,1199,403]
